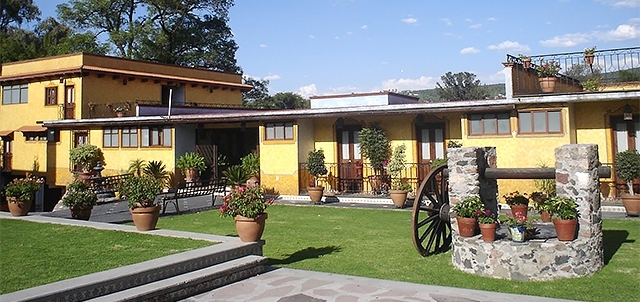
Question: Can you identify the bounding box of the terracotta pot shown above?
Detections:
[553,218,577,241]
[389,190,407,208]
[456,216,477,237]
[510,205,528,219]
[7,197,32,216]
[509,226,526,242]
[585,54,594,65]
[234,213,267,242]
[307,186,324,204]
[621,194,640,217]
[70,206,93,220]
[116,112,124,117]
[540,210,552,222]
[479,223,497,242]
[130,205,161,231]
[184,168,199,182]
[523,58,531,69]
[77,171,94,183]
[539,77,558,93]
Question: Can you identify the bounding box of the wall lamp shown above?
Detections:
[59,77,65,84]
[623,104,633,121]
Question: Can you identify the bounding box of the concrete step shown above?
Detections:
[87,255,268,302]
[1,241,264,302]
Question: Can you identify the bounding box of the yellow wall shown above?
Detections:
[259,123,300,195]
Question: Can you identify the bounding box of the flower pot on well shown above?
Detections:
[621,194,640,216]
[510,205,528,219]
[234,213,267,242]
[456,216,478,237]
[389,189,407,208]
[509,226,526,242]
[307,186,324,204]
[540,210,552,222]
[478,223,497,242]
[553,218,577,241]
[130,205,161,231]
[7,197,31,216]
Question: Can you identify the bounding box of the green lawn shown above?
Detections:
[159,205,640,302]
[0,219,213,294]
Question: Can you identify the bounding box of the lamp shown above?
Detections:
[624,104,633,121]
[122,79,128,85]
[335,118,344,130]
[59,77,64,84]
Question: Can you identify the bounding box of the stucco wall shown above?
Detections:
[259,123,300,195]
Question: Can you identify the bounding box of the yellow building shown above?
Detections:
[2,48,639,211]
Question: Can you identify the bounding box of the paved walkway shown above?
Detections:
[32,195,632,302]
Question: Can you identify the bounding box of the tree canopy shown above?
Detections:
[435,71,489,101]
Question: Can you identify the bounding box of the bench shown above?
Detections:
[160,178,228,214]
[90,173,133,197]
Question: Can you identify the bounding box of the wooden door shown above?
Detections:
[338,127,363,193]
[417,123,445,183]
[2,139,12,171]
[64,86,75,119]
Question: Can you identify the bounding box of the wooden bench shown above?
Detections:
[160,178,228,214]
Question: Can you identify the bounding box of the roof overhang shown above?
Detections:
[0,130,14,137]
[17,125,48,132]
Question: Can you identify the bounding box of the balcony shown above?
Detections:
[505,46,640,97]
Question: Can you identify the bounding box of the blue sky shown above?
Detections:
[35,0,639,97]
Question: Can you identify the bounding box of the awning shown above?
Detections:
[0,130,13,137]
[17,125,48,133]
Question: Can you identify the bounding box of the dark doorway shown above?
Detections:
[197,127,259,179]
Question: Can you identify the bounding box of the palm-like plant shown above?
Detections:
[143,160,169,187]
[127,159,145,176]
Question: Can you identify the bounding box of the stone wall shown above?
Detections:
[449,144,604,281]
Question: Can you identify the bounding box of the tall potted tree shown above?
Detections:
[306,149,328,204]
[387,144,411,208]
[614,149,640,216]
[358,122,391,194]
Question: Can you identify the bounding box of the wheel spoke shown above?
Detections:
[416,213,438,229]
[412,164,451,257]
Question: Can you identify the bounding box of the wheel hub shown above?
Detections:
[439,204,450,221]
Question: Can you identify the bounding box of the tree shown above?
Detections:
[57,0,241,73]
[242,76,270,107]
[0,0,40,32]
[435,72,489,101]
[268,92,309,109]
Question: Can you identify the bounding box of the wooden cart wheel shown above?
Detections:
[411,164,451,257]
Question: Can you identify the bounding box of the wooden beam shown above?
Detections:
[483,167,611,179]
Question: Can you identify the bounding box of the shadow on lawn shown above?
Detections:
[603,229,633,265]
[269,246,342,265]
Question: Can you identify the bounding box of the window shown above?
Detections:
[468,113,510,136]
[122,127,138,147]
[103,128,119,147]
[74,131,88,147]
[24,132,47,141]
[518,110,562,134]
[141,126,171,147]
[45,87,57,105]
[2,84,28,104]
[265,122,294,140]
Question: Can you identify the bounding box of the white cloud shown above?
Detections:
[335,36,340,40]
[380,61,388,65]
[309,35,315,39]
[597,24,640,41]
[263,74,281,81]
[298,84,318,97]
[597,0,640,7]
[361,25,368,29]
[259,44,267,48]
[442,18,452,26]
[376,76,436,91]
[487,41,531,52]
[328,85,360,94]
[487,17,496,21]
[346,31,353,35]
[469,23,482,29]
[465,18,472,22]
[402,17,418,25]
[460,47,480,54]
[539,33,591,47]
[482,69,508,84]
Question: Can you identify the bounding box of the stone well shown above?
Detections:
[448,145,604,281]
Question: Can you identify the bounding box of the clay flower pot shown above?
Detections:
[307,186,324,204]
[510,205,528,219]
[234,213,267,242]
[389,190,408,208]
[553,218,577,241]
[456,216,478,237]
[130,205,161,231]
[478,223,497,242]
[7,197,31,216]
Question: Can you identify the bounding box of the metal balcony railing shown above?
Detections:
[506,46,640,96]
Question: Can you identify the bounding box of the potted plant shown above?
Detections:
[549,196,579,241]
[518,54,531,69]
[61,180,98,220]
[476,209,498,242]
[223,164,250,188]
[69,144,104,181]
[504,212,532,242]
[584,46,596,65]
[241,152,260,186]
[452,195,484,237]
[614,149,640,216]
[530,191,553,222]
[535,60,562,93]
[113,105,129,117]
[358,122,391,193]
[503,190,530,219]
[119,175,163,231]
[4,175,43,216]
[306,149,328,204]
[176,152,207,182]
[388,144,410,208]
[143,160,170,189]
[220,183,274,242]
